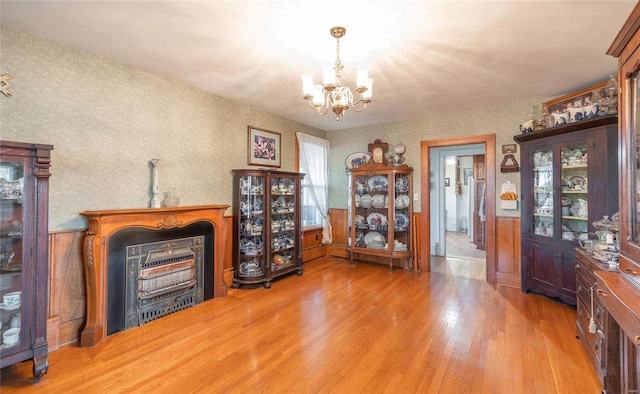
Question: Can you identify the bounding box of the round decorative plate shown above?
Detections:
[569,176,584,189]
[395,194,410,209]
[345,152,371,169]
[367,175,388,191]
[366,212,388,227]
[395,213,409,230]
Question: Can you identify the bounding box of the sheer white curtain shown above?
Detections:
[296,132,332,243]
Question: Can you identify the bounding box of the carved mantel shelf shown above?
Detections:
[79,205,229,347]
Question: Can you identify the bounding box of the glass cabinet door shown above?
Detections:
[393,172,410,252]
[238,175,265,279]
[532,149,554,237]
[353,174,389,250]
[632,72,640,244]
[269,175,297,272]
[0,161,25,349]
[560,143,589,241]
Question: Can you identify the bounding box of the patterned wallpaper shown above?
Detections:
[1,25,549,230]
[326,99,546,218]
[0,26,325,230]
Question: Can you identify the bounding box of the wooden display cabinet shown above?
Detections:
[0,140,53,383]
[514,116,618,305]
[347,161,414,271]
[596,4,640,391]
[231,169,304,288]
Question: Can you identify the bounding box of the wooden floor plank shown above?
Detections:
[1,256,600,393]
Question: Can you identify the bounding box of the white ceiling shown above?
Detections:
[1,1,636,131]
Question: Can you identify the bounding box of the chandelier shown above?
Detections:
[301,26,374,120]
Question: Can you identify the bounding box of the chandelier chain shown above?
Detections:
[335,37,343,73]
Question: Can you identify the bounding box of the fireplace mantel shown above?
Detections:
[79,205,229,347]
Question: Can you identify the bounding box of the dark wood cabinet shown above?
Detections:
[595,4,640,392]
[575,249,620,391]
[0,140,53,383]
[514,116,619,305]
[231,169,304,288]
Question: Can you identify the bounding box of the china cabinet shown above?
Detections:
[347,161,414,271]
[0,140,52,383]
[514,116,618,305]
[596,4,640,391]
[231,169,304,288]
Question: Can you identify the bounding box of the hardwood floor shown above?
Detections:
[1,257,600,393]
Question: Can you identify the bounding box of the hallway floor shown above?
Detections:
[446,229,486,260]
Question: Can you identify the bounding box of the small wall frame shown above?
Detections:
[248,126,281,168]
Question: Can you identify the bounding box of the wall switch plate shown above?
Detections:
[414,193,419,201]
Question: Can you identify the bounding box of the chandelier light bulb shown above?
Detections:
[301,73,314,99]
[311,85,324,108]
[323,65,336,89]
[356,65,369,90]
[362,78,374,101]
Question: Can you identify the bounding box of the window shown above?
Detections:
[296,133,331,243]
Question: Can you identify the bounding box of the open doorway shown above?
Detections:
[432,146,485,260]
[443,154,486,261]
[419,134,496,284]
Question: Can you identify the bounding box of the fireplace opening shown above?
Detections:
[107,222,214,336]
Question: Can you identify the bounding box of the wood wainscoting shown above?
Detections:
[47,230,86,351]
[328,208,349,258]
[495,216,521,288]
[302,227,327,262]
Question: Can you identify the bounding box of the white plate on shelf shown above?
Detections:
[364,231,385,246]
[395,194,410,209]
[345,152,371,169]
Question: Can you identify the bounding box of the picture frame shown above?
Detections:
[502,144,517,154]
[248,126,281,168]
[463,168,473,185]
[445,178,450,187]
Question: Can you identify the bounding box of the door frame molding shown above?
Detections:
[420,134,496,283]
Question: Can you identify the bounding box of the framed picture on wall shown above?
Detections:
[248,126,281,168]
[463,168,473,185]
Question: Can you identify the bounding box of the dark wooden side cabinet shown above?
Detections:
[575,249,620,390]
[0,140,53,383]
[591,4,640,392]
[231,169,305,288]
[514,116,619,305]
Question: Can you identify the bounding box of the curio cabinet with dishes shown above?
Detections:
[0,140,53,383]
[231,169,304,288]
[347,160,414,271]
[598,5,640,391]
[514,115,618,305]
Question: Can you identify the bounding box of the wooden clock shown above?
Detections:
[367,139,388,164]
